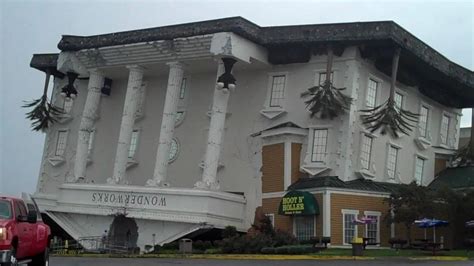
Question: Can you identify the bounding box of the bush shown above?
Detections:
[219,234,273,254]
[222,226,239,239]
[193,240,213,251]
[204,248,222,254]
[272,230,298,247]
[260,247,275,254]
[273,245,313,254]
[161,241,179,250]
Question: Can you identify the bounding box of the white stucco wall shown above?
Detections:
[36,44,461,232]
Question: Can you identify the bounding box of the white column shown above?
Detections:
[147,62,184,187]
[108,65,144,185]
[284,140,292,190]
[71,69,104,183]
[323,190,331,238]
[195,61,229,190]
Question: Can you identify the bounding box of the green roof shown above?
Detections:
[429,166,474,190]
[288,176,402,193]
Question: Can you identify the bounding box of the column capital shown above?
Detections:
[166,61,184,69]
[126,65,146,73]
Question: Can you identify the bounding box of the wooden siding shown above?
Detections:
[262,143,284,193]
[330,193,391,247]
[291,143,303,184]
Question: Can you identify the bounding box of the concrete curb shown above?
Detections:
[54,253,470,261]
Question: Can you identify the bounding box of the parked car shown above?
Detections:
[0,194,50,266]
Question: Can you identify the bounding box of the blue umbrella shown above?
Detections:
[466,220,474,228]
[414,218,448,241]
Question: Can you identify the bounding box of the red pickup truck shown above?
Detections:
[0,195,50,266]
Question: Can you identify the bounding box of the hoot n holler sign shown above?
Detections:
[278,190,319,216]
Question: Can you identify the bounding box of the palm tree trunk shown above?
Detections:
[43,69,51,99]
[325,46,334,83]
[390,48,401,101]
[470,108,474,151]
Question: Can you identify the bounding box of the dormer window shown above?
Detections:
[360,134,373,170]
[394,92,403,111]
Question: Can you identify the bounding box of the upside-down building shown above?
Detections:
[30,17,474,249]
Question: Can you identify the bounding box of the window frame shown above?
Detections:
[342,209,359,245]
[418,104,430,139]
[414,155,427,185]
[365,78,379,109]
[168,137,180,163]
[311,128,328,163]
[440,113,450,145]
[360,134,374,171]
[55,129,69,157]
[269,75,287,108]
[265,213,275,228]
[128,129,141,159]
[317,71,335,86]
[364,211,381,245]
[386,144,400,179]
[62,97,74,114]
[293,215,316,241]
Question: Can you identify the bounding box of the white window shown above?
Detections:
[364,212,380,245]
[55,130,68,156]
[169,138,179,163]
[87,130,95,156]
[62,98,74,114]
[179,78,187,99]
[265,213,275,228]
[394,92,403,111]
[128,130,140,158]
[318,71,334,86]
[386,145,399,178]
[366,79,378,108]
[440,114,450,145]
[419,106,429,138]
[360,134,373,170]
[342,210,358,245]
[269,75,286,107]
[294,216,315,241]
[414,156,425,185]
[175,111,185,126]
[311,129,328,162]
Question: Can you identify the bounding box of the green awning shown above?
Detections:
[278,190,319,216]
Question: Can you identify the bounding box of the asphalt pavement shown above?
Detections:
[50,257,473,266]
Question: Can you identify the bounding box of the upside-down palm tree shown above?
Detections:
[360,48,419,138]
[23,69,63,131]
[301,46,352,119]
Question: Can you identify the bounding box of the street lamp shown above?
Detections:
[60,72,79,99]
[216,58,237,93]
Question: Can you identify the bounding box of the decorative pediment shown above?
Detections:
[260,108,286,120]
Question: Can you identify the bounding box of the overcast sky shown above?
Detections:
[0,0,472,196]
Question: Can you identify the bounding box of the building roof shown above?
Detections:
[31,17,474,107]
[429,166,474,190]
[288,176,402,193]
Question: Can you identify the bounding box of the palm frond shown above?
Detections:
[360,99,419,138]
[23,95,63,132]
[301,81,352,120]
[452,143,474,167]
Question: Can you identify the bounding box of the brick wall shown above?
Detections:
[262,143,284,193]
[262,197,292,233]
[330,193,391,246]
[291,143,303,184]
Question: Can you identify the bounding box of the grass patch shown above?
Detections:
[312,248,474,258]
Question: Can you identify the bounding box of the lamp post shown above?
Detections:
[60,72,79,99]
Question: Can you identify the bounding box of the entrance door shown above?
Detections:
[108,215,138,249]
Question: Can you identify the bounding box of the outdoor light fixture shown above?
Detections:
[60,72,79,99]
[216,57,237,93]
